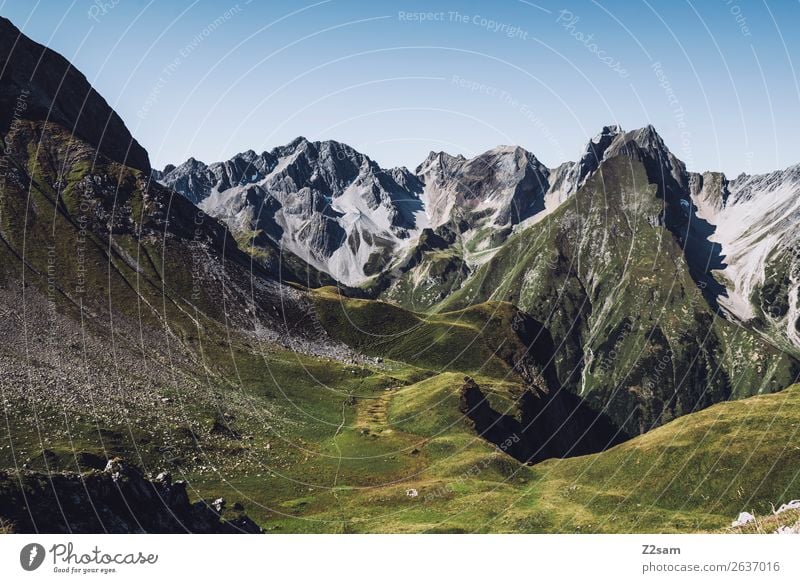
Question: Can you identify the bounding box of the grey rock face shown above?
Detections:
[157,138,425,285]
[417,145,550,230]
[154,150,279,204]
[694,164,800,346]
[160,140,564,286]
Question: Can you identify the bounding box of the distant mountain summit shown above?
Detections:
[416,144,549,229]
[156,138,426,285]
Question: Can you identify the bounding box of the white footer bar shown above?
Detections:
[1,534,797,582]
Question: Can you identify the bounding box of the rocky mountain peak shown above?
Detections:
[562,124,690,211]
[554,125,622,197]
[182,156,207,171]
[608,125,685,173]
[631,123,663,147]
[0,17,150,172]
[287,135,311,149]
[416,150,468,176]
[156,137,428,285]
[416,145,550,233]
[270,135,310,158]
[592,124,623,142]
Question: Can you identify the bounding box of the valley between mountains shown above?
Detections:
[1,16,799,533]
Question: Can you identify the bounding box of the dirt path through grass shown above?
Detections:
[354,389,397,435]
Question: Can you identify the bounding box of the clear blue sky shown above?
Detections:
[2,0,799,176]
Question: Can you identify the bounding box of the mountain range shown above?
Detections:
[156,125,800,353]
[1,15,798,533]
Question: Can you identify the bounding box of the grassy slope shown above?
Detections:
[267,379,800,533]
[189,370,800,533]
[9,336,797,533]
[310,287,535,379]
[528,383,800,533]
[0,123,234,334]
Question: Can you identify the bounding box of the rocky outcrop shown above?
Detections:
[0,459,262,533]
